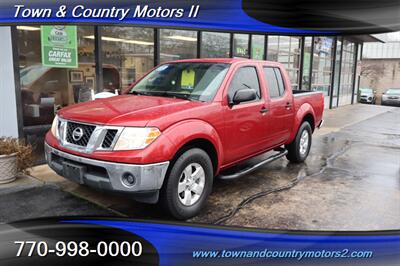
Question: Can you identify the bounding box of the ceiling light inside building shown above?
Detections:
[166,35,197,42]
[16,26,40,31]
[84,35,154,46]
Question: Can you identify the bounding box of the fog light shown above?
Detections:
[121,173,136,187]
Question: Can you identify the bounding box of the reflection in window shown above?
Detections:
[301,37,312,90]
[267,36,302,89]
[17,25,95,127]
[338,40,356,106]
[160,29,197,63]
[17,25,95,162]
[101,26,154,91]
[233,34,249,58]
[201,32,230,58]
[332,38,342,108]
[311,36,334,108]
[251,35,265,60]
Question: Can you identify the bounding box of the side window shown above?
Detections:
[228,66,261,101]
[274,68,285,96]
[263,67,280,98]
[263,67,285,98]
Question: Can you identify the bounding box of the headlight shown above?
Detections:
[114,127,161,150]
[51,115,59,138]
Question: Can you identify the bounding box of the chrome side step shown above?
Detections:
[217,148,288,180]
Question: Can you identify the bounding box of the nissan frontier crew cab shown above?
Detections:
[45,58,324,219]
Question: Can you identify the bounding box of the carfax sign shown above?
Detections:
[40,25,78,68]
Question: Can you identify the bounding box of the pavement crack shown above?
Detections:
[212,140,353,226]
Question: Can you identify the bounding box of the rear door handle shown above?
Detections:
[260,107,269,114]
[285,102,292,109]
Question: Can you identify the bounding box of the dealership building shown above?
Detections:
[0,25,381,162]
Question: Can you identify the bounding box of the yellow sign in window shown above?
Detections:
[181,69,195,89]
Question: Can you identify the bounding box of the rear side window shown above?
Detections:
[274,68,285,96]
[228,66,261,101]
[263,67,285,98]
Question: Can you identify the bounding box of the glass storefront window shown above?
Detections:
[301,37,312,90]
[160,29,197,63]
[233,34,249,58]
[338,40,356,106]
[101,26,154,91]
[311,36,334,108]
[17,25,95,162]
[332,38,342,108]
[267,36,302,89]
[18,26,95,127]
[201,32,230,58]
[251,35,265,60]
[353,43,362,103]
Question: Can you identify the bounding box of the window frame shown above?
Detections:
[263,66,286,100]
[227,65,262,105]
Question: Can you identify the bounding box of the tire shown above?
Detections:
[160,148,213,220]
[285,121,312,163]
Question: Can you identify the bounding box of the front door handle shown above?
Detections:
[285,102,292,109]
[260,107,269,114]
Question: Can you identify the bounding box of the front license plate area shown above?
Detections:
[62,161,86,184]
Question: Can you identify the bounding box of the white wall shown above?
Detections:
[0,26,19,138]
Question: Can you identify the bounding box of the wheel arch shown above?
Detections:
[287,103,316,144]
[162,119,223,177]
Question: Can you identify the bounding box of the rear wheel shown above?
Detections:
[160,148,213,220]
[285,121,312,163]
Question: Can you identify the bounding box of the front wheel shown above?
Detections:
[160,148,213,220]
[285,121,312,163]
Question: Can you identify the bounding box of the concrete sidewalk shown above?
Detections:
[1,104,399,229]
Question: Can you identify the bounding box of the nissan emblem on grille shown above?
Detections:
[72,127,84,141]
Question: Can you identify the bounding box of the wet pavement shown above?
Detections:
[1,104,399,230]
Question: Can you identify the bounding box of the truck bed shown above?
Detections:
[292,90,324,128]
[292,90,322,97]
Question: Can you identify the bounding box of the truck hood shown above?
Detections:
[58,95,203,128]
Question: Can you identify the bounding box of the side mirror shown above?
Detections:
[230,88,257,105]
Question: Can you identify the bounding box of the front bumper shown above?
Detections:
[381,100,400,106]
[45,143,169,198]
[359,98,373,103]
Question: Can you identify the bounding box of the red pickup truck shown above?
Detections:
[45,58,324,219]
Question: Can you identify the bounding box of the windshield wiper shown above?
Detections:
[166,92,193,101]
[131,90,199,102]
[130,91,154,96]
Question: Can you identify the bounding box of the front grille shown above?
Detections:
[65,122,96,147]
[101,129,118,148]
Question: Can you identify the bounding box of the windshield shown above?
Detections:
[360,88,373,94]
[20,65,50,86]
[386,88,400,95]
[129,63,230,102]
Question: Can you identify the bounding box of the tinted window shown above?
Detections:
[264,67,285,98]
[274,68,285,95]
[264,67,280,98]
[228,67,261,101]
